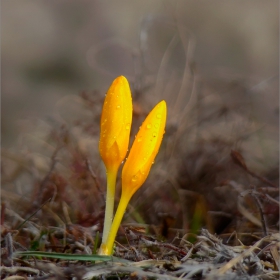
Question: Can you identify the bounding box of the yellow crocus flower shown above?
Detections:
[99,76,132,245]
[122,100,167,199]
[99,100,167,255]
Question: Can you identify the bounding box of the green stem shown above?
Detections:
[101,167,118,245]
[101,193,130,255]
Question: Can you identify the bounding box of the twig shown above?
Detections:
[238,189,269,236]
[265,194,280,205]
[36,146,62,205]
[251,193,268,236]
[62,201,72,225]
[0,266,40,275]
[17,198,51,230]
[259,186,279,193]
[5,233,14,266]
[5,208,38,233]
[85,158,103,194]
[226,231,237,244]
[231,150,278,188]
[139,236,187,257]
[237,196,261,227]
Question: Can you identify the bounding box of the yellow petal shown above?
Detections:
[122,100,167,198]
[99,76,133,170]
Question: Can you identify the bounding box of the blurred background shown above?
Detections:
[2,0,279,238]
[2,0,278,147]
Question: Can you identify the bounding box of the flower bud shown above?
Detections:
[122,100,167,198]
[99,76,132,171]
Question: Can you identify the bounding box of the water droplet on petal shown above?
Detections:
[152,132,157,138]
[156,114,161,119]
[154,123,159,128]
[137,136,142,142]
[125,124,130,130]
[116,105,121,109]
[146,123,152,129]
[132,175,138,182]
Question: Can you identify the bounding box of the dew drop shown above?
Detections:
[137,136,142,142]
[156,114,161,119]
[116,105,121,109]
[154,123,159,128]
[152,132,157,138]
[125,124,130,130]
[102,133,106,138]
[132,175,138,182]
[146,123,152,129]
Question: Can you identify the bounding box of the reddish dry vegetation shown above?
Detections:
[1,87,279,279]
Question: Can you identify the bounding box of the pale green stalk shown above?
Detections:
[99,194,130,255]
[101,167,118,244]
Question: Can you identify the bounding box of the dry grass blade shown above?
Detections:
[83,261,181,280]
[14,251,125,262]
[237,196,262,227]
[0,266,40,276]
[217,235,274,275]
[270,245,280,271]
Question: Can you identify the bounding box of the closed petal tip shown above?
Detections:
[99,76,133,170]
[122,100,167,197]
